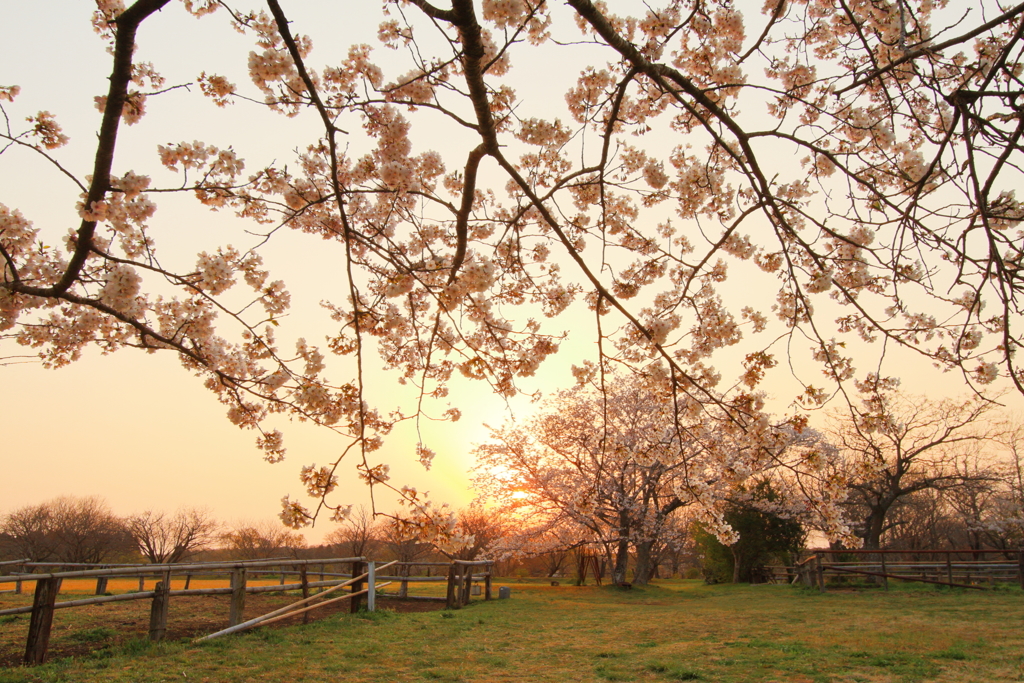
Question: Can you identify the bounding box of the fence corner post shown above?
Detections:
[815,555,826,593]
[367,562,376,612]
[149,572,171,641]
[229,567,247,626]
[24,577,60,665]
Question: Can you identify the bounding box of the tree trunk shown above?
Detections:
[861,507,889,585]
[633,540,655,585]
[612,534,630,585]
[862,508,887,550]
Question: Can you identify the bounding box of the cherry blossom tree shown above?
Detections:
[474,374,830,584]
[3,0,1024,537]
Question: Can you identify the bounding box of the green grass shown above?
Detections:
[1,580,1022,682]
[64,628,117,645]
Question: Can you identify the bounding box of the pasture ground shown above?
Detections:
[1,579,1022,682]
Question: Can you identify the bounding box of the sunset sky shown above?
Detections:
[3,0,1021,545]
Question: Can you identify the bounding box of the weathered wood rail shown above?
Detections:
[0,556,496,665]
[791,549,1024,592]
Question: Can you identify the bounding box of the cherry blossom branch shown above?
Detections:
[835,2,1024,95]
[53,0,171,297]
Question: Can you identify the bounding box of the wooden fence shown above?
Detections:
[0,556,494,665]
[792,549,1024,592]
[368,559,493,608]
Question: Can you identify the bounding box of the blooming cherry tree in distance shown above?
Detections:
[474,375,836,584]
[3,0,1024,544]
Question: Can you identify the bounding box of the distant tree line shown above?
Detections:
[0,498,320,565]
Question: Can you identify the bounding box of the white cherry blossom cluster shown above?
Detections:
[482,0,529,29]
[194,249,238,295]
[300,463,339,497]
[198,72,236,107]
[26,111,68,150]
[91,0,126,39]
[0,205,45,331]
[278,495,310,529]
[99,264,143,317]
[387,69,436,105]
[416,443,436,470]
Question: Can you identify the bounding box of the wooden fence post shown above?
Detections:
[280,565,287,586]
[229,568,247,626]
[299,565,311,624]
[462,566,473,606]
[815,555,826,593]
[1018,550,1024,590]
[148,572,171,641]
[399,563,409,598]
[24,577,60,665]
[350,561,364,614]
[485,563,493,601]
[445,564,458,609]
[367,562,376,613]
[95,576,108,595]
[947,552,954,586]
[184,573,192,590]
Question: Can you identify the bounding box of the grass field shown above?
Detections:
[1,579,1022,682]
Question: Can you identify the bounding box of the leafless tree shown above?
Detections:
[0,496,132,564]
[379,518,433,566]
[882,489,956,551]
[831,381,1000,549]
[221,520,306,560]
[125,507,220,563]
[0,503,56,562]
[324,505,381,558]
